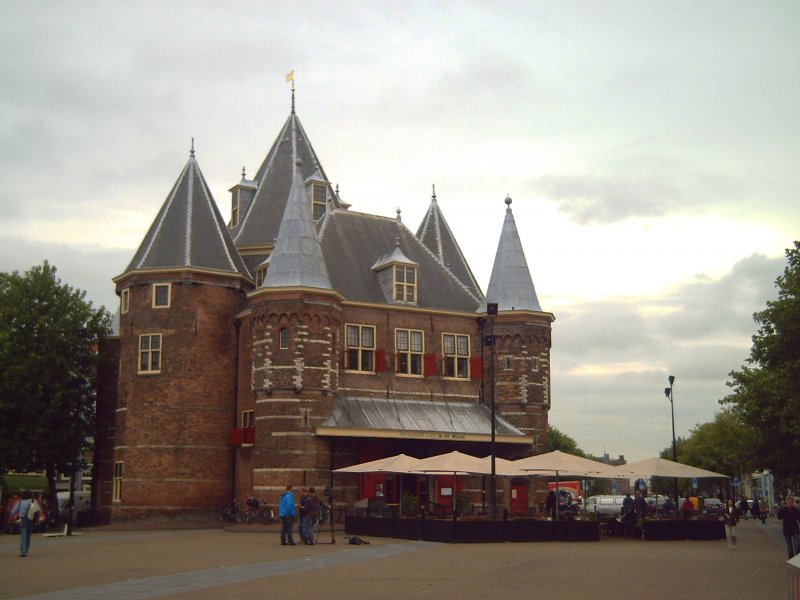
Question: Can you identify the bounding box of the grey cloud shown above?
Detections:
[533,173,683,224]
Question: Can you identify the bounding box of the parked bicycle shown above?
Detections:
[219,499,241,523]
[238,496,274,524]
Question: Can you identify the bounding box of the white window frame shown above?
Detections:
[120,288,130,315]
[442,333,470,379]
[112,461,123,502]
[138,333,162,374]
[152,283,171,308]
[312,184,327,221]
[345,324,375,373]
[396,328,424,376]
[393,265,417,304]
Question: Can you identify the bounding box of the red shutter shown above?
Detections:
[375,348,386,372]
[470,356,483,380]
[424,353,437,377]
[228,428,243,446]
[242,426,256,444]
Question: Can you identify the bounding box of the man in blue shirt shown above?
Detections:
[279,485,296,546]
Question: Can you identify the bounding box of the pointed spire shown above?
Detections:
[396,207,402,222]
[241,166,246,181]
[485,195,542,312]
[262,158,332,290]
[123,153,248,278]
[415,188,484,300]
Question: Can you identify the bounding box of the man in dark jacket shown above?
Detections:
[778,496,800,558]
[303,487,322,545]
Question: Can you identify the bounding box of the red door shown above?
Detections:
[510,478,528,514]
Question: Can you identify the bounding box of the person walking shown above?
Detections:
[279,485,296,546]
[297,488,308,544]
[545,490,556,520]
[681,495,694,519]
[750,496,762,523]
[304,487,322,545]
[724,499,738,549]
[11,490,39,557]
[777,496,800,558]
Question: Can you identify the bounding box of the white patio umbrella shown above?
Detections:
[616,457,729,480]
[414,451,491,517]
[333,453,421,473]
[334,454,422,514]
[514,451,621,520]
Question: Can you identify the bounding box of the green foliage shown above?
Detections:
[721,241,800,483]
[0,262,112,477]
[547,425,586,457]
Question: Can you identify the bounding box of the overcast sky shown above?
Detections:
[2,1,798,461]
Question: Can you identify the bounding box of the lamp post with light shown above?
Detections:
[664,375,678,503]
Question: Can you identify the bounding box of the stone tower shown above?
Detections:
[110,147,252,520]
[483,196,554,454]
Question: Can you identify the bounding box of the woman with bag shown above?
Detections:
[11,490,39,557]
[724,499,738,550]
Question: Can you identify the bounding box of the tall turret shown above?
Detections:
[241,158,341,504]
[483,196,554,452]
[107,146,252,520]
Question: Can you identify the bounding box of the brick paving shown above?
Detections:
[0,519,789,599]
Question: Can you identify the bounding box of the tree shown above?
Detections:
[721,241,800,485]
[547,425,586,457]
[0,262,112,513]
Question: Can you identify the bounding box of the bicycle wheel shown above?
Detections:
[235,509,247,523]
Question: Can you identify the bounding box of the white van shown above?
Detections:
[585,495,626,516]
[57,491,91,523]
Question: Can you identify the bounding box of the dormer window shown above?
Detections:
[312,184,327,221]
[255,266,267,287]
[231,191,240,228]
[394,265,416,303]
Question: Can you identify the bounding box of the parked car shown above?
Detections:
[584,495,627,516]
[703,498,725,516]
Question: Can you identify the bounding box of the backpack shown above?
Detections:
[26,500,39,521]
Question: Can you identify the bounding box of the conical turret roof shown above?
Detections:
[416,187,484,300]
[484,196,542,312]
[262,159,332,290]
[123,148,249,278]
[230,111,340,256]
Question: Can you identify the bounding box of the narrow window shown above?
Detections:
[312,184,327,221]
[152,283,171,308]
[112,462,123,502]
[231,190,240,227]
[503,356,513,370]
[443,333,470,379]
[138,333,162,373]
[120,289,130,315]
[241,409,254,428]
[396,328,423,375]
[279,328,289,350]
[256,267,267,287]
[531,357,540,372]
[345,324,375,372]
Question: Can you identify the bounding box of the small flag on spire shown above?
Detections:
[285,70,294,83]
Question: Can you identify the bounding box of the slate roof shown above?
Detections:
[124,151,249,278]
[416,189,484,300]
[230,112,340,251]
[484,197,542,312]
[318,209,483,312]
[262,159,332,290]
[320,395,526,438]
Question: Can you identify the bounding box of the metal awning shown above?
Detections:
[316,395,530,445]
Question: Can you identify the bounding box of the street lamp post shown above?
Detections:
[664,375,678,503]
[486,302,498,521]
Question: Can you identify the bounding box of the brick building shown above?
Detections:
[93,92,555,522]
